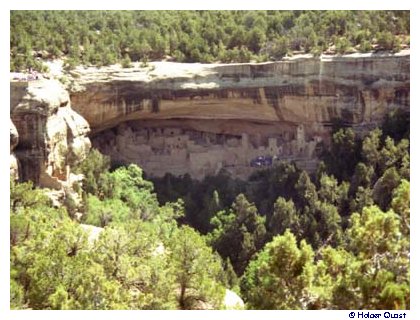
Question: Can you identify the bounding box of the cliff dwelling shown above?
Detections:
[70,54,409,180]
[11,53,410,183]
[92,120,324,179]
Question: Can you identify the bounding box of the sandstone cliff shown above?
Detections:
[10,119,19,180]
[70,51,409,132]
[67,51,409,179]
[10,79,91,190]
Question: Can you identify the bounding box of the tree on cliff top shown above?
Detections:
[10,10,410,70]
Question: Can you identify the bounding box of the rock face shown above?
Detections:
[10,79,91,190]
[69,51,409,179]
[10,119,19,180]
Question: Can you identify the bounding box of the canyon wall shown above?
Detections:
[64,52,410,179]
[10,79,91,190]
[10,119,19,180]
[70,52,409,131]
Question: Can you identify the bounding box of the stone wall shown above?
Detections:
[93,120,322,179]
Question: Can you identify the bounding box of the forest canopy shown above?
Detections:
[10,113,410,309]
[10,10,410,71]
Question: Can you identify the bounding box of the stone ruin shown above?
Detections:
[93,121,323,179]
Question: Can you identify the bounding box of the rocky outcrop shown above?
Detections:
[68,51,409,179]
[70,51,409,133]
[224,289,245,309]
[10,119,19,180]
[10,79,91,190]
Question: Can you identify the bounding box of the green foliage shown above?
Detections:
[359,40,372,53]
[92,222,177,309]
[223,258,240,293]
[391,179,409,236]
[294,171,318,209]
[335,37,351,54]
[10,180,129,309]
[344,205,409,309]
[209,194,266,275]
[169,226,225,309]
[11,175,225,309]
[152,171,244,233]
[10,10,409,70]
[74,148,111,196]
[360,128,409,182]
[10,116,410,310]
[269,197,299,236]
[323,128,361,181]
[85,196,131,227]
[242,185,410,309]
[268,36,290,60]
[241,230,316,309]
[121,54,132,68]
[372,167,401,211]
[377,31,395,50]
[362,128,383,173]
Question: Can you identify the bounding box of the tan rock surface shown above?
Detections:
[224,289,245,309]
[10,79,91,189]
[68,52,409,179]
[10,119,19,180]
[70,51,409,133]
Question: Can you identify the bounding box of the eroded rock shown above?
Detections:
[69,52,409,179]
[10,79,91,190]
[10,119,19,180]
[70,52,410,133]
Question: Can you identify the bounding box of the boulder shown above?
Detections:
[224,289,245,310]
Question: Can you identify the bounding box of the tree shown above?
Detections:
[351,162,374,194]
[312,201,343,247]
[210,194,266,275]
[349,186,374,214]
[241,230,316,309]
[335,37,351,54]
[318,173,340,204]
[10,11,410,70]
[121,54,132,68]
[312,245,361,309]
[223,258,239,292]
[377,31,394,50]
[391,179,409,236]
[74,148,111,197]
[85,195,131,227]
[269,36,289,60]
[359,40,372,53]
[246,28,266,53]
[345,205,409,309]
[11,193,129,309]
[169,226,225,309]
[362,128,382,173]
[92,222,177,309]
[372,167,401,211]
[269,197,299,236]
[294,171,318,209]
[324,128,361,181]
